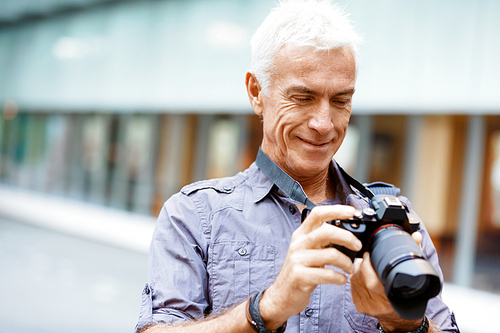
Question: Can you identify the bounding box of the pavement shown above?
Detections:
[0,185,496,332]
[0,184,155,254]
[0,217,148,333]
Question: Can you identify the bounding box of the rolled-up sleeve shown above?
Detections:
[136,191,210,331]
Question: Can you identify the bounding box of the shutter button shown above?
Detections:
[237,248,247,256]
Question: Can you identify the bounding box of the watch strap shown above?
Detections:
[246,290,287,333]
[377,316,429,333]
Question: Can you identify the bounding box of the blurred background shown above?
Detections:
[0,0,499,332]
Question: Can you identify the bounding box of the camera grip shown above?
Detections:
[330,244,358,262]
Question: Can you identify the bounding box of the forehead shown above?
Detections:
[271,45,356,91]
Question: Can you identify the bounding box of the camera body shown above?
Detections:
[327,194,420,260]
[325,194,441,320]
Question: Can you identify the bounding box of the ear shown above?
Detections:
[245,71,264,116]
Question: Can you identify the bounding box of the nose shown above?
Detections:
[308,100,334,135]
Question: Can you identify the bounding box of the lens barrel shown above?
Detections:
[369,226,441,320]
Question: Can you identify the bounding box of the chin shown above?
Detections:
[291,156,331,177]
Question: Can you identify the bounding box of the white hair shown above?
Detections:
[250,0,362,95]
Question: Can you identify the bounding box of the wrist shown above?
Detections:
[246,290,287,333]
[377,316,429,333]
[257,287,289,331]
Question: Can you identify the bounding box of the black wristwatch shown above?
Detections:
[246,290,287,333]
[377,316,429,333]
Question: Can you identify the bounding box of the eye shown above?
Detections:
[296,97,310,102]
[332,99,350,107]
[292,96,313,105]
[293,96,313,103]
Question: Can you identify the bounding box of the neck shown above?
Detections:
[298,169,335,205]
[256,147,336,206]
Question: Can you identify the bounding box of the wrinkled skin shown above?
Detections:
[246,45,355,202]
[245,45,427,332]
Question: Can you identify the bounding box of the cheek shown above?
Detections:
[264,106,297,139]
[332,113,351,146]
[334,113,350,132]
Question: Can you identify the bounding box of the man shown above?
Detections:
[136,1,459,332]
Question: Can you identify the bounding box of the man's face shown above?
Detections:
[256,45,356,181]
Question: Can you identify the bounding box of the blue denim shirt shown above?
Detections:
[136,161,459,332]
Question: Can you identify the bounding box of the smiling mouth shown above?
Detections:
[299,137,331,147]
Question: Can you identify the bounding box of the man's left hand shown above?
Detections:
[350,231,425,332]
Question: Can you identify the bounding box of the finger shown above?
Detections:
[303,222,362,252]
[359,252,385,294]
[352,258,362,274]
[290,247,355,274]
[411,231,423,249]
[300,205,355,234]
[294,265,349,286]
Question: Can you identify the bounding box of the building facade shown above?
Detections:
[1,0,499,293]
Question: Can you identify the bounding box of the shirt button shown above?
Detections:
[289,205,297,215]
[237,248,247,256]
[305,308,314,317]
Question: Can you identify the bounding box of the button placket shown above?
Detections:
[234,246,250,301]
[300,286,320,333]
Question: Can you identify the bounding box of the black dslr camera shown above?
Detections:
[329,194,441,320]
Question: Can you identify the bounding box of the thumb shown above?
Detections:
[411,231,423,250]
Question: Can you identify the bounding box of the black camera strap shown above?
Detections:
[336,163,375,200]
[255,147,375,208]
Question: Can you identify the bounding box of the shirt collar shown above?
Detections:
[248,162,276,204]
[250,159,356,205]
[330,160,356,204]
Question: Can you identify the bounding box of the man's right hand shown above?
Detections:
[258,205,362,330]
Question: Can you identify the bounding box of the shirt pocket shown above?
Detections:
[209,241,275,314]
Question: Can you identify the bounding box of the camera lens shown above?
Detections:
[369,226,441,320]
[392,274,429,298]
